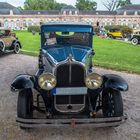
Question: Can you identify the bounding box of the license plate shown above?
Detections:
[52,87,87,95]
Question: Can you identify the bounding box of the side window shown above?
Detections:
[44,32,57,46]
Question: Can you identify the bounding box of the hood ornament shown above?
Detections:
[67,54,73,62]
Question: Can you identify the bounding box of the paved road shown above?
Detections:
[0,53,140,140]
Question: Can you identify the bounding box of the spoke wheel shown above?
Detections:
[102,90,123,117]
[108,35,114,39]
[14,43,20,54]
[0,42,5,52]
[131,38,138,45]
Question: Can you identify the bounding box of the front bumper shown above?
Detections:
[16,115,127,128]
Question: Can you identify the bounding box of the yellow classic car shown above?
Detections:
[0,28,21,53]
[107,29,123,39]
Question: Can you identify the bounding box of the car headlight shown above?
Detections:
[38,73,56,90]
[85,73,103,89]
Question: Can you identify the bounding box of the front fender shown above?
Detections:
[12,40,22,48]
[103,74,128,91]
[11,74,34,92]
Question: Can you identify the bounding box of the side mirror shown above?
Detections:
[89,50,95,56]
[39,32,41,35]
[92,50,95,55]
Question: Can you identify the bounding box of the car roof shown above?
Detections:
[41,22,93,33]
[42,22,93,27]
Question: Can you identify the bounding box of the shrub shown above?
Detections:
[28,26,40,32]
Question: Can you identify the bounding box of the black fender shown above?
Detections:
[103,74,128,91]
[11,74,34,92]
[12,40,22,48]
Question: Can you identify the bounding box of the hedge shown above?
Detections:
[28,26,40,32]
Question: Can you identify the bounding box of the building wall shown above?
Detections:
[0,11,140,29]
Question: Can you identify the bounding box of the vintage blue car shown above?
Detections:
[11,23,128,128]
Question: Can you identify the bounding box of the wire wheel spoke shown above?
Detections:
[107,92,115,116]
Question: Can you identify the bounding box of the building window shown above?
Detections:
[123,20,126,26]
[23,20,26,27]
[107,22,110,25]
[118,20,121,25]
[72,11,75,15]
[11,20,15,29]
[28,20,32,26]
[133,23,137,28]
[16,20,20,28]
[4,20,8,28]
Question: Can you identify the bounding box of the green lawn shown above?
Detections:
[93,37,140,74]
[15,31,140,74]
[15,31,40,55]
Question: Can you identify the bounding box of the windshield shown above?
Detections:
[42,32,90,47]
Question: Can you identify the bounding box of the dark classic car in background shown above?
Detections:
[0,28,21,53]
[11,23,128,128]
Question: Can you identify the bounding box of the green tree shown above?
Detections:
[117,0,132,8]
[24,0,67,10]
[55,3,67,10]
[17,6,23,10]
[103,0,118,11]
[76,0,97,11]
[103,0,132,11]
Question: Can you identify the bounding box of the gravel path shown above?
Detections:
[0,53,140,140]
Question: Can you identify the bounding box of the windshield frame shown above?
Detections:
[40,24,93,48]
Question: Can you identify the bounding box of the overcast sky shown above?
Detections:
[1,0,140,10]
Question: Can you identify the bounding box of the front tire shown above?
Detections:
[17,89,33,119]
[102,89,123,117]
[131,38,138,45]
[14,43,20,54]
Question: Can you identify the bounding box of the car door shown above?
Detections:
[2,35,15,48]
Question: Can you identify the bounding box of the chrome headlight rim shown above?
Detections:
[38,72,56,91]
[85,73,103,90]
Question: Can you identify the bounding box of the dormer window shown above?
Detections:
[69,10,72,15]
[75,11,78,15]
[63,11,66,15]
[124,11,126,15]
[135,11,138,15]
[10,10,13,15]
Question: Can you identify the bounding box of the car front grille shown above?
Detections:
[54,95,86,113]
[56,63,85,87]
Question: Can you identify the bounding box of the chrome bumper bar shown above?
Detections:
[16,115,127,128]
